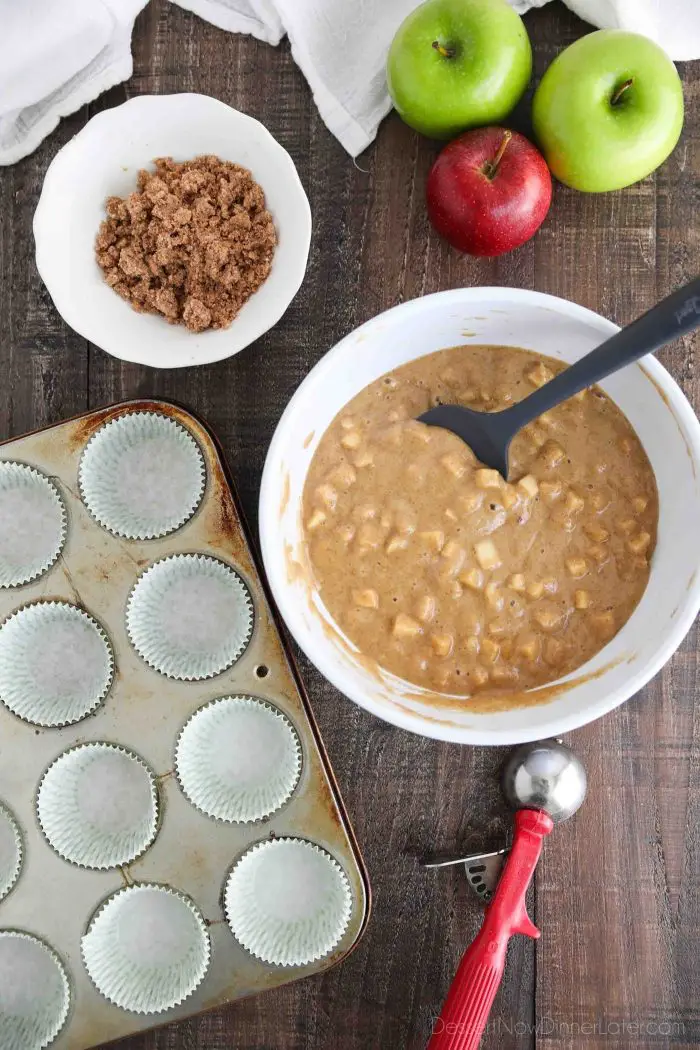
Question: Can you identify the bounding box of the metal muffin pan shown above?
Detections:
[0,399,369,1050]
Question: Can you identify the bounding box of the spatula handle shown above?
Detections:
[504,275,700,433]
[426,808,554,1050]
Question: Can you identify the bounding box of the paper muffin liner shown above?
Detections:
[79,412,206,540]
[126,554,253,680]
[0,802,23,902]
[175,696,302,823]
[37,743,159,870]
[81,884,211,1014]
[224,837,353,967]
[0,602,114,727]
[0,462,66,588]
[0,931,70,1050]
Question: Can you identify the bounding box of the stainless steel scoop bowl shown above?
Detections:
[502,738,587,824]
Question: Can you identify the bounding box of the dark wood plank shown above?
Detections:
[529,6,700,1049]
[1,2,699,1049]
[0,112,89,435]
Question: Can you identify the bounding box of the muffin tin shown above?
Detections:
[0,399,368,1049]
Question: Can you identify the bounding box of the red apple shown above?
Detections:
[426,127,552,257]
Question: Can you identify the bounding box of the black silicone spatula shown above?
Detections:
[419,276,700,479]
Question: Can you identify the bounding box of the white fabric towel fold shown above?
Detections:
[0,0,697,166]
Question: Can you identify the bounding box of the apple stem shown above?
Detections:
[432,40,456,59]
[611,77,634,105]
[484,129,513,179]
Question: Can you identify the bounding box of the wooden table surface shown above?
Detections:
[1,3,699,1048]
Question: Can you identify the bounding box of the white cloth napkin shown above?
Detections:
[0,0,697,166]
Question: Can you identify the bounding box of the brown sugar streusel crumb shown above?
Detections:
[95,155,276,333]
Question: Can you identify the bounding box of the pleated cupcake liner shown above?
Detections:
[0,601,114,727]
[0,462,66,589]
[126,554,254,680]
[0,801,23,902]
[78,412,206,540]
[0,930,71,1050]
[36,743,159,870]
[224,838,353,967]
[175,695,302,824]
[81,884,211,1014]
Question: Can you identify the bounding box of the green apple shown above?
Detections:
[532,30,684,193]
[386,0,532,140]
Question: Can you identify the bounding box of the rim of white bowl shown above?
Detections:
[259,287,700,745]
[33,93,312,369]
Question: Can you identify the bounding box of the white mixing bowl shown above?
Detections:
[260,288,700,745]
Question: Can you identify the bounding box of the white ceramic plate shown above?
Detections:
[260,287,700,745]
[33,94,311,369]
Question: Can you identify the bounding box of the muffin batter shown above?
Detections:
[303,345,658,697]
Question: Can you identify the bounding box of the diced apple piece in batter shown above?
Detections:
[539,440,565,469]
[533,603,563,632]
[574,589,591,610]
[340,430,361,450]
[480,638,500,663]
[353,589,379,609]
[474,539,501,570]
[526,361,554,388]
[460,567,485,591]
[392,614,423,640]
[587,544,609,564]
[385,533,409,554]
[315,483,337,510]
[306,509,327,530]
[583,521,609,543]
[430,633,454,657]
[615,517,636,535]
[490,664,519,685]
[471,665,490,687]
[485,581,504,610]
[441,540,466,576]
[353,448,374,468]
[564,489,585,514]
[337,524,355,544]
[501,486,519,510]
[516,633,541,661]
[566,557,588,579]
[417,530,445,553]
[526,578,544,600]
[415,595,436,622]
[475,468,502,489]
[627,531,651,555]
[517,474,539,498]
[356,523,383,549]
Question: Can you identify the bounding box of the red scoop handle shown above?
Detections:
[427,808,554,1050]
